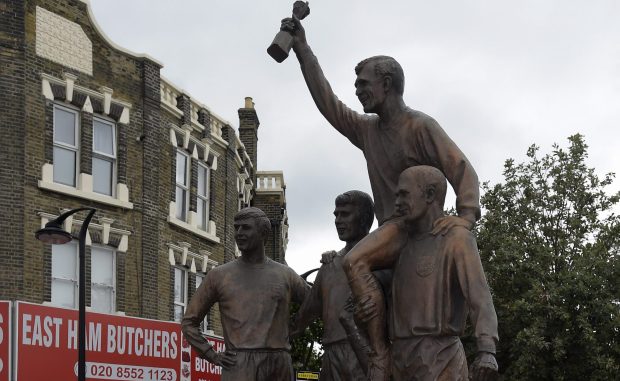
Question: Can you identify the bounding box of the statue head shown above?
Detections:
[234,207,271,252]
[354,56,405,113]
[334,190,375,243]
[394,166,447,223]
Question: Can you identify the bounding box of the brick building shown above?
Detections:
[0,0,289,336]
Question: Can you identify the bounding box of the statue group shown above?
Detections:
[182,3,499,380]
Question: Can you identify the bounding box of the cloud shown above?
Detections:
[90,0,620,273]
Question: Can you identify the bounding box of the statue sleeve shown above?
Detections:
[453,230,498,353]
[290,267,312,305]
[294,43,367,150]
[181,271,218,358]
[417,118,481,223]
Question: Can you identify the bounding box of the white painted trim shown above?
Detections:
[169,128,178,146]
[168,202,220,243]
[243,150,253,169]
[168,248,176,266]
[100,86,113,114]
[42,78,54,100]
[119,107,130,124]
[162,100,184,119]
[39,164,133,209]
[167,244,218,272]
[117,236,128,253]
[182,128,191,149]
[83,96,93,113]
[234,147,244,168]
[211,134,229,149]
[160,76,233,128]
[63,73,77,102]
[41,73,132,117]
[38,212,132,247]
[191,119,205,132]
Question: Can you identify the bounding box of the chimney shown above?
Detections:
[238,97,260,185]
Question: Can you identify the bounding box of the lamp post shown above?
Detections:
[36,207,96,381]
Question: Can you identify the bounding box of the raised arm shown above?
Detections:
[280,16,367,148]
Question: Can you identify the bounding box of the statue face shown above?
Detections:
[334,203,366,243]
[394,173,429,222]
[355,64,386,114]
[234,218,263,252]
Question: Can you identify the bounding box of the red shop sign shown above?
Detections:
[15,302,181,381]
[0,301,10,381]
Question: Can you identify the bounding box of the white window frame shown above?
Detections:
[90,246,116,314]
[92,117,117,197]
[51,242,79,308]
[175,150,190,221]
[196,163,210,231]
[52,104,80,187]
[237,178,243,211]
[173,267,188,322]
[195,274,210,332]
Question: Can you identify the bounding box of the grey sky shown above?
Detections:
[89,0,620,273]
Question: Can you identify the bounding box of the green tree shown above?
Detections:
[475,134,620,380]
[290,301,324,371]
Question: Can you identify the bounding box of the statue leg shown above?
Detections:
[349,273,389,381]
[343,222,403,381]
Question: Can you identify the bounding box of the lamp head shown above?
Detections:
[35,221,73,245]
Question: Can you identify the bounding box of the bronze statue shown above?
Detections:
[268,1,310,62]
[280,14,482,381]
[350,166,499,380]
[182,207,310,381]
[293,191,383,380]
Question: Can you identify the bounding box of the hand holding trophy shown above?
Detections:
[267,1,310,63]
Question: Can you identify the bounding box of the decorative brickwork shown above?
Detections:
[35,5,93,74]
[0,0,289,340]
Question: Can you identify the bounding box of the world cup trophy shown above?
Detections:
[267,1,310,63]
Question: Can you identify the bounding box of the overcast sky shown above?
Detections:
[89,0,620,274]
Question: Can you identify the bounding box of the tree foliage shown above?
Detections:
[475,134,620,380]
[290,302,324,371]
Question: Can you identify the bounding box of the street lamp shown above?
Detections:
[36,207,96,381]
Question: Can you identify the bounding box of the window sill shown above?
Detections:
[41,302,123,316]
[168,202,220,243]
[39,164,133,209]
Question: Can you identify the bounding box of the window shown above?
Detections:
[173,267,187,322]
[91,247,115,313]
[51,242,78,308]
[92,118,116,196]
[175,151,189,221]
[195,274,210,332]
[197,164,210,230]
[237,178,243,211]
[53,105,79,186]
